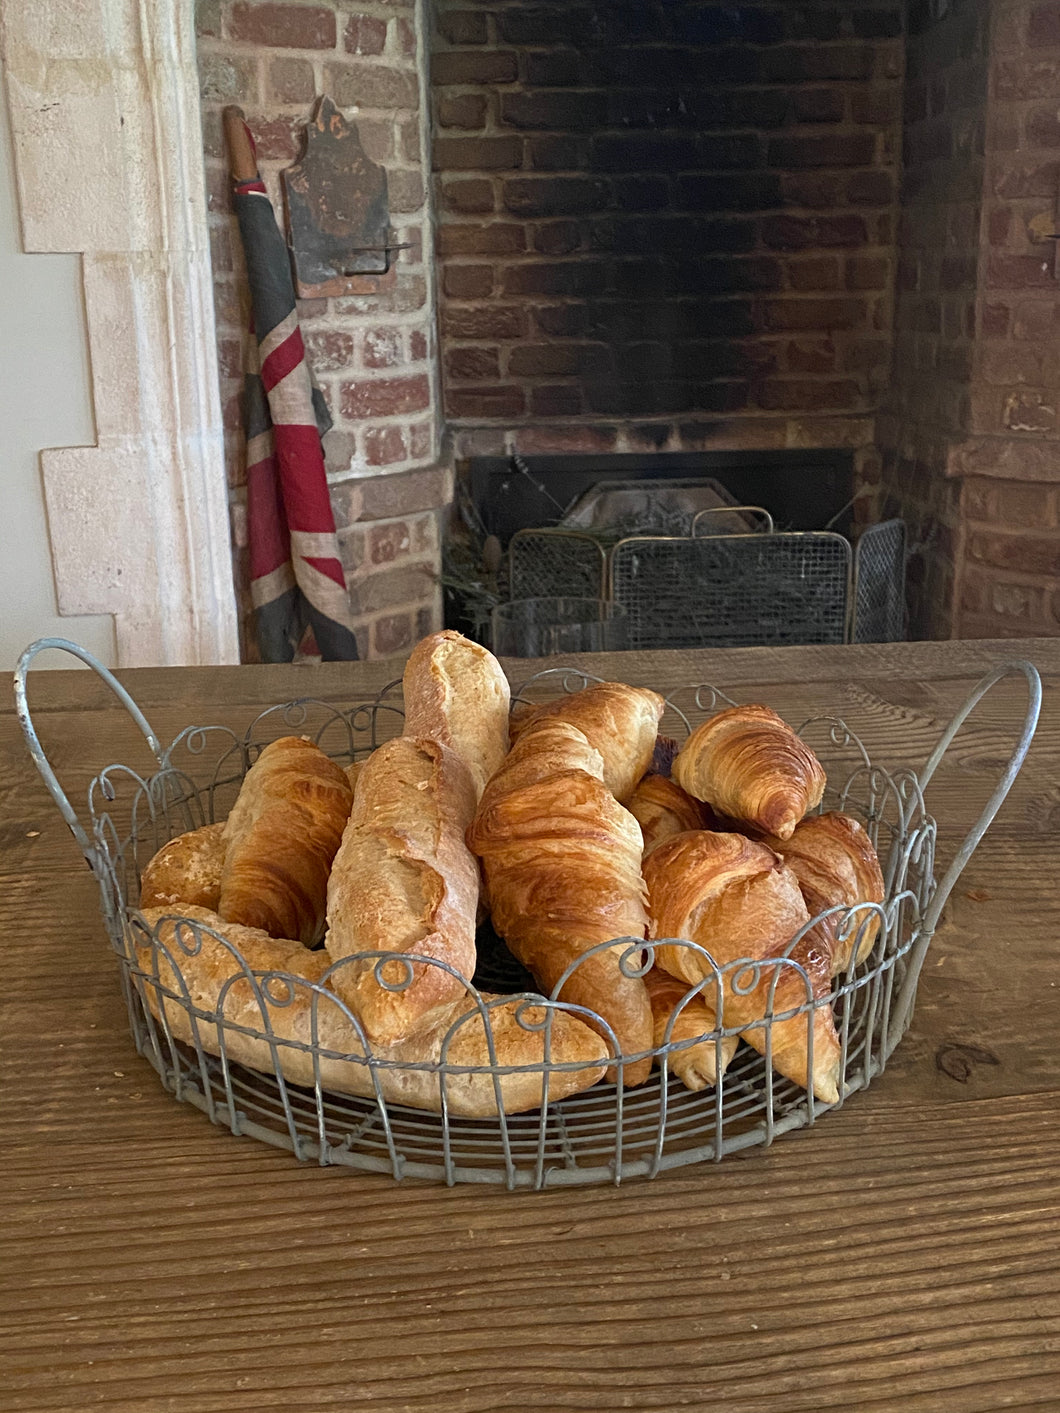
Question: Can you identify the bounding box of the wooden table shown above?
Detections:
[2,638,1059,1412]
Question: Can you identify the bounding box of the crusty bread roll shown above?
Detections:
[508,681,665,803]
[402,630,510,800]
[644,830,840,1104]
[139,906,608,1117]
[644,968,739,1091]
[140,822,226,912]
[219,736,353,944]
[467,717,653,1085]
[672,704,826,840]
[324,736,480,1045]
[762,812,885,974]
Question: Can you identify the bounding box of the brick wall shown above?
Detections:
[877,0,989,637]
[881,0,1060,641]
[953,0,1060,639]
[431,0,903,485]
[196,0,447,660]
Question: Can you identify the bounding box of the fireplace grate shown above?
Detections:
[853,519,907,644]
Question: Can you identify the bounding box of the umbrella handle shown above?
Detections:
[223,105,259,183]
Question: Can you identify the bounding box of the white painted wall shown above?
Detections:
[0,75,115,670]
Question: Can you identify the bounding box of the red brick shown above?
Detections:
[446,385,526,418]
[440,179,495,214]
[436,222,525,256]
[994,55,1060,101]
[443,264,493,299]
[761,297,866,331]
[846,170,894,205]
[408,421,433,459]
[228,3,336,48]
[370,519,412,562]
[846,255,890,290]
[850,87,899,124]
[397,18,415,55]
[786,338,836,373]
[431,51,517,85]
[502,261,607,296]
[436,9,487,44]
[780,172,842,209]
[756,379,861,411]
[533,221,583,256]
[762,44,873,82]
[508,342,611,377]
[792,88,845,123]
[514,425,618,454]
[987,253,1057,289]
[326,62,419,111]
[762,215,868,251]
[981,301,1011,337]
[374,613,413,656]
[969,531,1060,578]
[995,481,1059,528]
[362,327,402,368]
[389,170,425,213]
[767,133,876,168]
[341,375,430,418]
[1003,389,1057,432]
[1012,298,1060,340]
[433,136,523,170]
[267,57,315,104]
[441,305,526,339]
[305,330,354,372]
[1027,106,1060,146]
[436,94,489,129]
[363,427,409,468]
[444,346,500,380]
[409,329,428,360]
[344,14,387,55]
[503,177,609,218]
[530,384,583,416]
[787,257,841,291]
[993,160,1060,200]
[1028,4,1060,47]
[246,115,301,161]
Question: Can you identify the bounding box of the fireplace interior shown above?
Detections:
[196,0,1060,659]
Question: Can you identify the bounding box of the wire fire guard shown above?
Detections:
[15,641,1041,1189]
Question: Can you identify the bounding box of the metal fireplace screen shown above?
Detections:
[610,532,852,650]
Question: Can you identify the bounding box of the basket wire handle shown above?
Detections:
[887,659,1042,1049]
[14,637,165,868]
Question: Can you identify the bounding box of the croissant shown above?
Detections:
[625,773,717,857]
[467,718,654,1085]
[324,736,480,1045]
[644,968,739,1090]
[509,681,665,803]
[218,736,354,944]
[644,831,841,1104]
[139,906,608,1117]
[402,630,510,801]
[672,704,826,840]
[763,812,885,974]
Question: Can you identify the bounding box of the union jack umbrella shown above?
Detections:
[224,107,359,662]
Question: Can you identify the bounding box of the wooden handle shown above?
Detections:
[222,105,259,183]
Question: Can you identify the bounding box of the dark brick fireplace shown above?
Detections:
[198,0,1060,656]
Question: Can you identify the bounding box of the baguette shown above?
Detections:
[402,630,510,800]
[325,736,480,1045]
[139,906,608,1117]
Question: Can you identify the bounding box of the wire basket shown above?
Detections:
[16,641,1041,1189]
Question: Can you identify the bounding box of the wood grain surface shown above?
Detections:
[2,638,1059,1412]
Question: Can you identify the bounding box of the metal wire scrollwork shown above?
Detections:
[14,638,1042,1189]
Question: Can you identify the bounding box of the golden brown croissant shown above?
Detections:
[509,681,665,803]
[139,906,608,1116]
[217,736,353,944]
[625,773,717,857]
[762,811,885,974]
[467,717,654,1085]
[644,967,739,1090]
[644,831,841,1103]
[139,821,226,912]
[324,736,480,1045]
[402,629,510,800]
[672,704,826,840]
